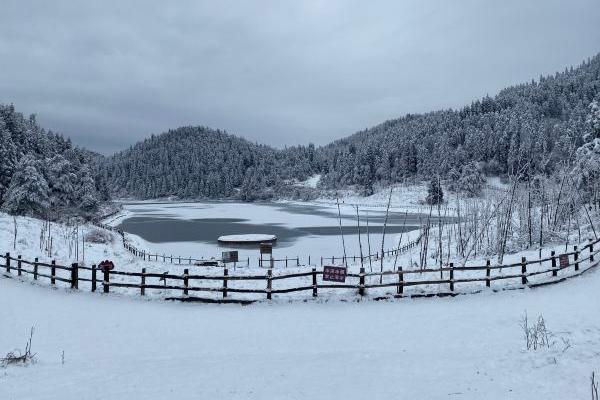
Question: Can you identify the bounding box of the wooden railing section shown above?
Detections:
[2,238,598,303]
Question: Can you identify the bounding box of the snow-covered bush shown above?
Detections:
[84,228,113,244]
[447,162,486,197]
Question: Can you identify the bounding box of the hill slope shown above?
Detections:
[101,54,600,199]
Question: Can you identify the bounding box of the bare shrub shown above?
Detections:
[1,327,36,367]
[84,228,113,244]
[593,372,599,400]
[520,312,552,350]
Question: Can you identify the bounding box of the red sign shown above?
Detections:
[559,254,569,268]
[323,266,347,282]
[99,260,114,272]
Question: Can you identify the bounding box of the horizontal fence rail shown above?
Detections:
[2,237,599,304]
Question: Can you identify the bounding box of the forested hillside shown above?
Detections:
[319,54,600,193]
[99,54,600,200]
[0,104,108,218]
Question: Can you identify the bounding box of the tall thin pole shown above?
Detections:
[365,210,373,272]
[355,206,364,270]
[393,211,409,271]
[336,195,347,266]
[380,188,393,283]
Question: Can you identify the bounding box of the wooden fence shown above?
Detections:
[2,237,598,304]
[94,222,422,268]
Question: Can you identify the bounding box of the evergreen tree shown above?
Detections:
[426,177,444,205]
[2,155,50,217]
[0,120,17,202]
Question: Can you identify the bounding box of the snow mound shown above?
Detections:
[217,234,277,243]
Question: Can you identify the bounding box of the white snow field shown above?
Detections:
[1,262,599,400]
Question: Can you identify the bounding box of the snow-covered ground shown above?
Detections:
[1,260,599,399]
[1,190,599,398]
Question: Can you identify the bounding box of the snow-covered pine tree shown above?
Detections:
[2,155,50,217]
[0,120,18,202]
[426,177,444,205]
[573,100,600,201]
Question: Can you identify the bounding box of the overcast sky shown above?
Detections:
[1,1,599,154]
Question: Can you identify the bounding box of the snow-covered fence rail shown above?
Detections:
[2,238,599,304]
[93,221,422,268]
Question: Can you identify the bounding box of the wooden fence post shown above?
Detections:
[223,268,228,298]
[574,245,579,271]
[183,268,189,296]
[312,267,317,297]
[449,262,454,292]
[551,251,557,277]
[397,266,404,295]
[485,260,491,287]
[267,269,272,300]
[17,255,22,276]
[103,268,110,293]
[359,267,365,296]
[521,257,527,285]
[285,256,288,268]
[5,252,9,273]
[91,264,97,292]
[590,239,595,263]
[141,268,146,296]
[33,257,38,280]
[51,260,56,284]
[71,263,78,289]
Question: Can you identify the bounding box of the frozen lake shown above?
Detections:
[113,201,437,262]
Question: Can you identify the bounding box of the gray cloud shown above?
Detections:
[1,0,599,154]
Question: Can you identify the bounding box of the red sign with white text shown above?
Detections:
[323,266,347,282]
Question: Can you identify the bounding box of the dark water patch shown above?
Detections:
[118,215,420,250]
[118,216,299,246]
[117,202,451,251]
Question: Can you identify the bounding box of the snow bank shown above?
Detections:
[217,234,277,243]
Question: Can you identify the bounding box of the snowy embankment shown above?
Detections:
[1,261,599,399]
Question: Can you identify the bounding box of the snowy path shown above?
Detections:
[1,265,599,399]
